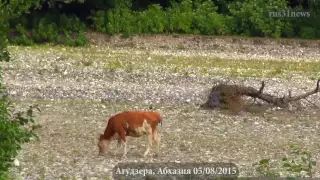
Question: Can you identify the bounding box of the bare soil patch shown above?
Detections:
[4,33,320,179]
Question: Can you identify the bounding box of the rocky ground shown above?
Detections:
[4,33,320,179]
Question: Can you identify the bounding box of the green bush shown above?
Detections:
[91,3,165,36]
[253,144,317,178]
[91,0,227,36]
[292,3,320,39]
[192,0,227,35]
[228,0,293,38]
[90,10,107,33]
[165,0,194,33]
[0,1,43,177]
[137,4,165,34]
[59,30,88,46]
[8,12,88,46]
[103,0,134,35]
[300,27,316,39]
[0,75,40,179]
[6,0,320,41]
[0,2,10,62]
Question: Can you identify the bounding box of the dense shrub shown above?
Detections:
[0,1,11,62]
[8,0,317,40]
[0,1,44,177]
[91,0,135,36]
[91,3,166,35]
[138,4,165,34]
[106,6,135,35]
[0,72,39,179]
[254,144,317,178]
[292,3,320,39]
[192,0,228,35]
[165,0,194,33]
[91,0,228,36]
[228,0,293,38]
[9,12,88,46]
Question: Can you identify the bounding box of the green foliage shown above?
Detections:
[254,158,280,177]
[9,12,88,46]
[91,2,166,36]
[137,4,165,33]
[59,31,88,47]
[9,24,34,46]
[300,27,316,39]
[281,144,317,177]
[91,0,227,36]
[0,0,42,62]
[165,0,193,33]
[0,1,12,62]
[91,0,135,35]
[4,0,320,47]
[88,0,320,39]
[0,78,40,178]
[105,0,134,35]
[192,0,227,35]
[253,144,317,178]
[6,0,41,17]
[90,10,107,32]
[291,2,320,39]
[107,7,135,35]
[228,0,293,38]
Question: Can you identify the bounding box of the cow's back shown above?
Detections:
[142,111,162,123]
[112,111,161,127]
[111,111,144,127]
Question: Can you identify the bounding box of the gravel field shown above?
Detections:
[3,34,320,179]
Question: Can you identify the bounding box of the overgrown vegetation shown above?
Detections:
[0,92,40,179]
[0,47,40,178]
[3,0,319,47]
[8,11,88,46]
[0,0,319,178]
[0,1,41,178]
[254,144,317,178]
[89,0,319,38]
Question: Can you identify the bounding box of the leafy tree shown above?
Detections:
[0,1,41,178]
[228,0,293,38]
[0,0,41,62]
[165,0,194,33]
[192,0,227,35]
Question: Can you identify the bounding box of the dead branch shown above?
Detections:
[201,80,320,110]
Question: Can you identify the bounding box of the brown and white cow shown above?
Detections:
[98,111,163,158]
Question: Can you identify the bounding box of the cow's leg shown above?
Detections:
[143,130,153,157]
[112,133,122,149]
[153,129,161,156]
[122,141,127,158]
[117,138,122,149]
[118,130,127,158]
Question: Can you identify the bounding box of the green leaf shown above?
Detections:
[259,159,270,164]
[283,163,292,168]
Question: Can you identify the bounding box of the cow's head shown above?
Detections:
[97,134,110,156]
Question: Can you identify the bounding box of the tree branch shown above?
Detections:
[202,80,320,109]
